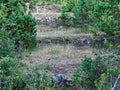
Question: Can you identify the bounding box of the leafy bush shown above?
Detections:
[23,0,38,7]
[72,0,94,25]
[0,0,37,49]
[72,51,120,89]
[61,0,77,13]
[0,57,50,90]
[72,56,106,88]
[25,66,50,90]
[59,13,74,26]
[0,57,26,90]
[59,0,77,27]
[0,30,23,59]
[91,0,120,35]
[115,45,120,55]
[81,56,106,85]
[60,0,94,27]
[60,0,120,37]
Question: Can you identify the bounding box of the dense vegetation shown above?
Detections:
[0,0,120,90]
[60,0,120,35]
[0,0,37,49]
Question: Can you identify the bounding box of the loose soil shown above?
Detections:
[25,3,94,77]
[25,44,94,77]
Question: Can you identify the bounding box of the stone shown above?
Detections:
[51,74,72,87]
[51,75,59,84]
[64,77,72,86]
[48,55,59,60]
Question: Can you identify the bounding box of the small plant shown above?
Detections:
[72,68,82,88]
[25,65,50,90]
[59,13,74,27]
[47,48,60,54]
[115,44,120,55]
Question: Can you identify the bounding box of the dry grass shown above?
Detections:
[24,44,94,76]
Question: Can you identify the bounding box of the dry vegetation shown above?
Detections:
[25,44,94,77]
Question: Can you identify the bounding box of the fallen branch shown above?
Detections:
[112,74,120,90]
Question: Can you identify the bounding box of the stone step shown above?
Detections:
[37,34,95,46]
[32,12,74,25]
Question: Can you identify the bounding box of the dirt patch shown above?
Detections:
[27,3,95,77]
[24,44,94,77]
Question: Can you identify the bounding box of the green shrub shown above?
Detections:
[0,57,26,90]
[59,0,77,27]
[23,0,38,7]
[91,0,120,35]
[60,0,94,27]
[61,0,77,13]
[72,50,120,89]
[72,56,106,89]
[114,44,120,55]
[82,56,106,87]
[0,30,23,59]
[60,0,120,36]
[0,57,50,90]
[95,66,120,90]
[59,13,74,26]
[0,0,37,49]
[72,0,94,25]
[25,66,50,90]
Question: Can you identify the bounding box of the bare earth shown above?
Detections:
[25,44,94,77]
[25,3,94,77]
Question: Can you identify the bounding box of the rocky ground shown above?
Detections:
[23,2,120,89]
[25,3,95,86]
[32,3,61,25]
[25,44,94,77]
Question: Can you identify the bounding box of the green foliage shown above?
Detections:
[115,44,120,55]
[25,66,50,90]
[0,1,52,90]
[0,57,50,90]
[72,50,120,89]
[60,0,120,36]
[0,0,37,49]
[0,57,25,90]
[23,0,38,7]
[81,56,106,87]
[0,31,23,59]
[91,0,120,35]
[59,0,77,27]
[95,66,120,90]
[60,0,94,27]
[61,0,77,13]
[72,0,93,25]
[59,13,74,26]
[72,68,82,88]
[72,56,106,88]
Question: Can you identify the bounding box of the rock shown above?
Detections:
[48,55,59,60]
[95,35,105,43]
[51,74,72,87]
[51,75,59,85]
[64,77,72,86]
[36,71,43,76]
